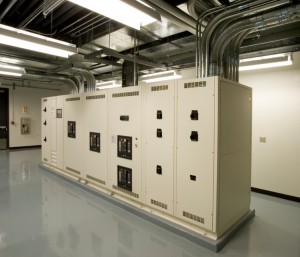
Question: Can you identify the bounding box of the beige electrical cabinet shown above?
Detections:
[144,81,176,215]
[41,76,252,243]
[50,96,64,170]
[41,98,51,164]
[63,94,83,178]
[108,87,142,202]
[83,91,108,188]
[176,77,252,237]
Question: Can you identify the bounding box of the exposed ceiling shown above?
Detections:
[0,0,299,90]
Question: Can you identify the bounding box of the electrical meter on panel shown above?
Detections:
[109,87,142,201]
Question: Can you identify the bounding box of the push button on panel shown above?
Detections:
[190,131,198,141]
[157,110,162,119]
[157,129,162,138]
[190,110,198,120]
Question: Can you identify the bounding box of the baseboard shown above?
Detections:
[9,145,41,150]
[251,187,300,203]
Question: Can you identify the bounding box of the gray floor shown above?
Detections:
[0,149,299,257]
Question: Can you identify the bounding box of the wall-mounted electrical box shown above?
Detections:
[68,121,76,138]
[90,132,100,153]
[21,118,30,135]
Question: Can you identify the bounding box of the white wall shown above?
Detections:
[8,86,61,148]
[0,81,65,148]
[240,51,300,198]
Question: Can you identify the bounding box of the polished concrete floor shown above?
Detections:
[0,148,299,257]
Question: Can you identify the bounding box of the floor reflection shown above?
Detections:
[41,171,213,257]
[0,149,299,257]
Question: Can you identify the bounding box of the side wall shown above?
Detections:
[0,84,61,148]
[239,51,300,198]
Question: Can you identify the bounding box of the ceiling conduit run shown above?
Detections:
[70,69,96,93]
[202,0,292,78]
[212,5,300,80]
[191,0,300,81]
[211,1,296,73]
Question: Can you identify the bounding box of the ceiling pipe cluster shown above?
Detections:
[192,0,300,81]
[70,68,96,93]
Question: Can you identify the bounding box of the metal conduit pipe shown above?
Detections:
[235,30,253,81]
[212,4,300,78]
[187,0,216,19]
[196,6,224,77]
[69,76,81,93]
[209,0,294,51]
[219,4,300,80]
[66,78,79,94]
[210,24,254,76]
[201,0,255,76]
[73,74,84,93]
[214,0,294,77]
[224,30,250,81]
[201,0,292,77]
[0,0,17,21]
[22,74,79,93]
[205,0,292,74]
[199,0,260,77]
[72,69,96,92]
[200,0,256,76]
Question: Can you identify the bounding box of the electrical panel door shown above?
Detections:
[109,87,142,202]
[41,98,51,164]
[50,96,64,170]
[144,81,176,215]
[63,95,83,177]
[83,91,108,187]
[176,77,216,231]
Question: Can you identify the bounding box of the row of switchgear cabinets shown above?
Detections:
[41,77,252,238]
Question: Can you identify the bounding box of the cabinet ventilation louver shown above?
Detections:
[66,166,81,175]
[112,91,139,98]
[66,97,80,101]
[183,211,205,224]
[113,185,139,198]
[86,174,106,185]
[86,95,105,100]
[151,85,168,91]
[151,199,168,209]
[184,81,206,88]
